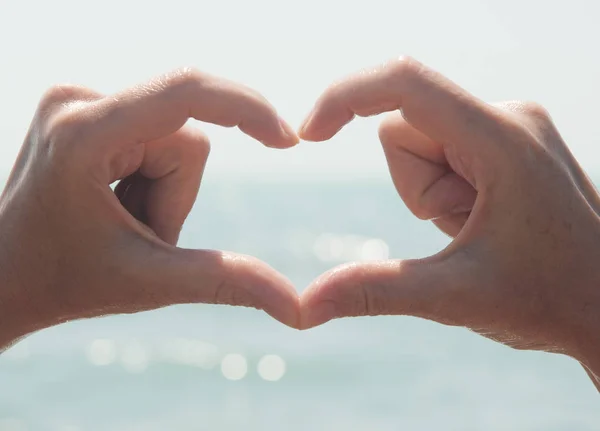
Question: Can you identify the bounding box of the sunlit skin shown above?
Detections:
[298,57,600,390]
[0,68,301,349]
[1,58,600,392]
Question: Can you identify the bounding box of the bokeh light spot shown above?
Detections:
[220,353,247,381]
[86,339,116,366]
[257,354,286,382]
[360,238,390,260]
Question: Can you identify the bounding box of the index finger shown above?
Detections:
[84,68,299,149]
[298,57,509,154]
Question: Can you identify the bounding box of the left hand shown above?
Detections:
[0,68,300,348]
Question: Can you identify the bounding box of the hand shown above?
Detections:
[0,68,300,349]
[298,57,600,384]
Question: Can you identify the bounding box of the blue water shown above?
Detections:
[1,179,598,430]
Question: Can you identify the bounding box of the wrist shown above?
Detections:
[562,278,600,379]
[0,196,62,350]
[0,281,39,350]
[555,218,600,381]
[0,234,50,350]
[0,268,56,350]
[571,325,600,380]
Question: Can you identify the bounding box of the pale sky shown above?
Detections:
[1,0,598,181]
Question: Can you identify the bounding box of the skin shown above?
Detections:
[298,57,600,389]
[0,67,301,349]
[1,57,600,392]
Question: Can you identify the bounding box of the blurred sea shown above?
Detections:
[1,179,599,430]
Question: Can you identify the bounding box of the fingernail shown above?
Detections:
[449,204,473,215]
[301,300,338,330]
[278,117,299,146]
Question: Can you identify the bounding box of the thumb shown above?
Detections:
[108,239,300,328]
[300,252,479,330]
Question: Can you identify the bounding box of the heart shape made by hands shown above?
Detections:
[234,57,596,368]
[7,58,595,373]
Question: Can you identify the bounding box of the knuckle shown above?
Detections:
[377,112,412,149]
[394,185,433,220]
[356,280,387,316]
[386,55,422,81]
[495,102,561,162]
[37,84,86,116]
[484,105,543,154]
[246,87,271,108]
[211,278,256,308]
[324,76,347,99]
[518,101,552,122]
[188,131,211,159]
[40,84,81,105]
[330,264,390,317]
[155,67,206,96]
[511,103,568,163]
[36,85,98,152]
[410,203,435,221]
[43,109,88,149]
[377,114,399,145]
[170,129,211,163]
[172,66,205,88]
[498,101,554,135]
[398,179,451,221]
[232,83,273,114]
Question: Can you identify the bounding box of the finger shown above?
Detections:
[114,171,148,222]
[432,212,471,238]
[299,57,517,167]
[378,112,476,221]
[115,244,300,329]
[113,127,208,245]
[84,68,298,151]
[141,126,209,245]
[300,255,479,330]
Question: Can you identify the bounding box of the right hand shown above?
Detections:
[299,57,600,383]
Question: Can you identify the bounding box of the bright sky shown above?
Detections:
[1,0,598,181]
